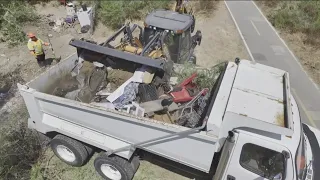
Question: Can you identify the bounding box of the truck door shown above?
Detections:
[221,133,293,180]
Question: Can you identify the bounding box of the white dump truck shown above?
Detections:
[18,40,319,180]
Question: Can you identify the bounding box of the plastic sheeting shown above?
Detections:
[113,82,139,109]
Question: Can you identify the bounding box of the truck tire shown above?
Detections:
[50,135,89,167]
[94,154,140,180]
[85,144,94,156]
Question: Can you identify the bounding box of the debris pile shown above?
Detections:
[52,59,219,128]
[47,2,94,34]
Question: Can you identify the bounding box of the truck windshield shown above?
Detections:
[179,29,191,62]
[143,28,156,45]
[295,129,306,179]
[143,27,180,62]
[163,31,180,62]
[240,143,285,179]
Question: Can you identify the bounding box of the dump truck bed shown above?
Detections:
[207,60,294,152]
[19,51,293,173]
[18,54,218,172]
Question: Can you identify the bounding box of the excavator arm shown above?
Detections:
[175,0,191,14]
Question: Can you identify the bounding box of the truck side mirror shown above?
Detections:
[282,150,290,159]
[195,30,202,46]
[227,131,235,143]
[235,58,240,64]
[272,173,283,180]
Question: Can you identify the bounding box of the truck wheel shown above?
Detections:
[50,135,89,167]
[94,154,140,180]
[85,144,94,156]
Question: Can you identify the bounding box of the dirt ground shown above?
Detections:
[32,150,199,180]
[0,2,114,82]
[194,1,249,67]
[0,1,248,180]
[257,2,320,85]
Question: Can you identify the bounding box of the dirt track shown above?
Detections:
[194,2,249,67]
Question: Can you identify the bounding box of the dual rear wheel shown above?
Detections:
[94,154,140,180]
[50,134,139,180]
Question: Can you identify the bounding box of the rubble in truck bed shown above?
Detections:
[50,60,223,128]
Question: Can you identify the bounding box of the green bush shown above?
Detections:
[0,106,42,180]
[269,1,320,45]
[271,8,301,32]
[97,0,171,29]
[0,1,39,46]
[174,62,225,90]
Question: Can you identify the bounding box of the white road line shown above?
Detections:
[292,89,317,128]
[251,1,319,90]
[250,20,260,36]
[224,1,255,62]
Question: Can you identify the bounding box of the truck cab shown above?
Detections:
[215,122,315,180]
[208,60,316,180]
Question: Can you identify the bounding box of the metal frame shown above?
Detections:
[105,118,208,156]
[102,23,140,47]
[140,31,161,56]
[69,39,166,70]
[176,27,193,63]
[102,24,126,46]
[283,72,294,131]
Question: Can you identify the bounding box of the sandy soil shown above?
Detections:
[0,2,113,121]
[0,2,113,81]
[194,1,249,67]
[1,1,249,180]
[257,2,320,85]
[280,32,320,84]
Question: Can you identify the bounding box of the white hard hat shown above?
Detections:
[93,61,104,68]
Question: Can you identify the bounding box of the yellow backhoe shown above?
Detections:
[105,0,201,64]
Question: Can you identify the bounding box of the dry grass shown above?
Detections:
[0,106,43,180]
[264,1,320,46]
[193,0,219,17]
[174,62,225,90]
[258,1,320,84]
[0,1,39,46]
[97,0,171,29]
[30,150,190,180]
[30,150,100,180]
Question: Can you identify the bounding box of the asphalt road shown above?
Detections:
[225,1,320,128]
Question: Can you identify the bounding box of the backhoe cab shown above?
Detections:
[103,9,201,65]
[143,9,201,64]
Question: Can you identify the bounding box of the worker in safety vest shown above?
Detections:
[27,33,50,67]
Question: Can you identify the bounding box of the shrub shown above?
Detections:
[270,8,301,32]
[0,106,42,180]
[268,1,320,45]
[174,62,225,90]
[0,1,39,46]
[97,0,171,29]
[198,1,218,12]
